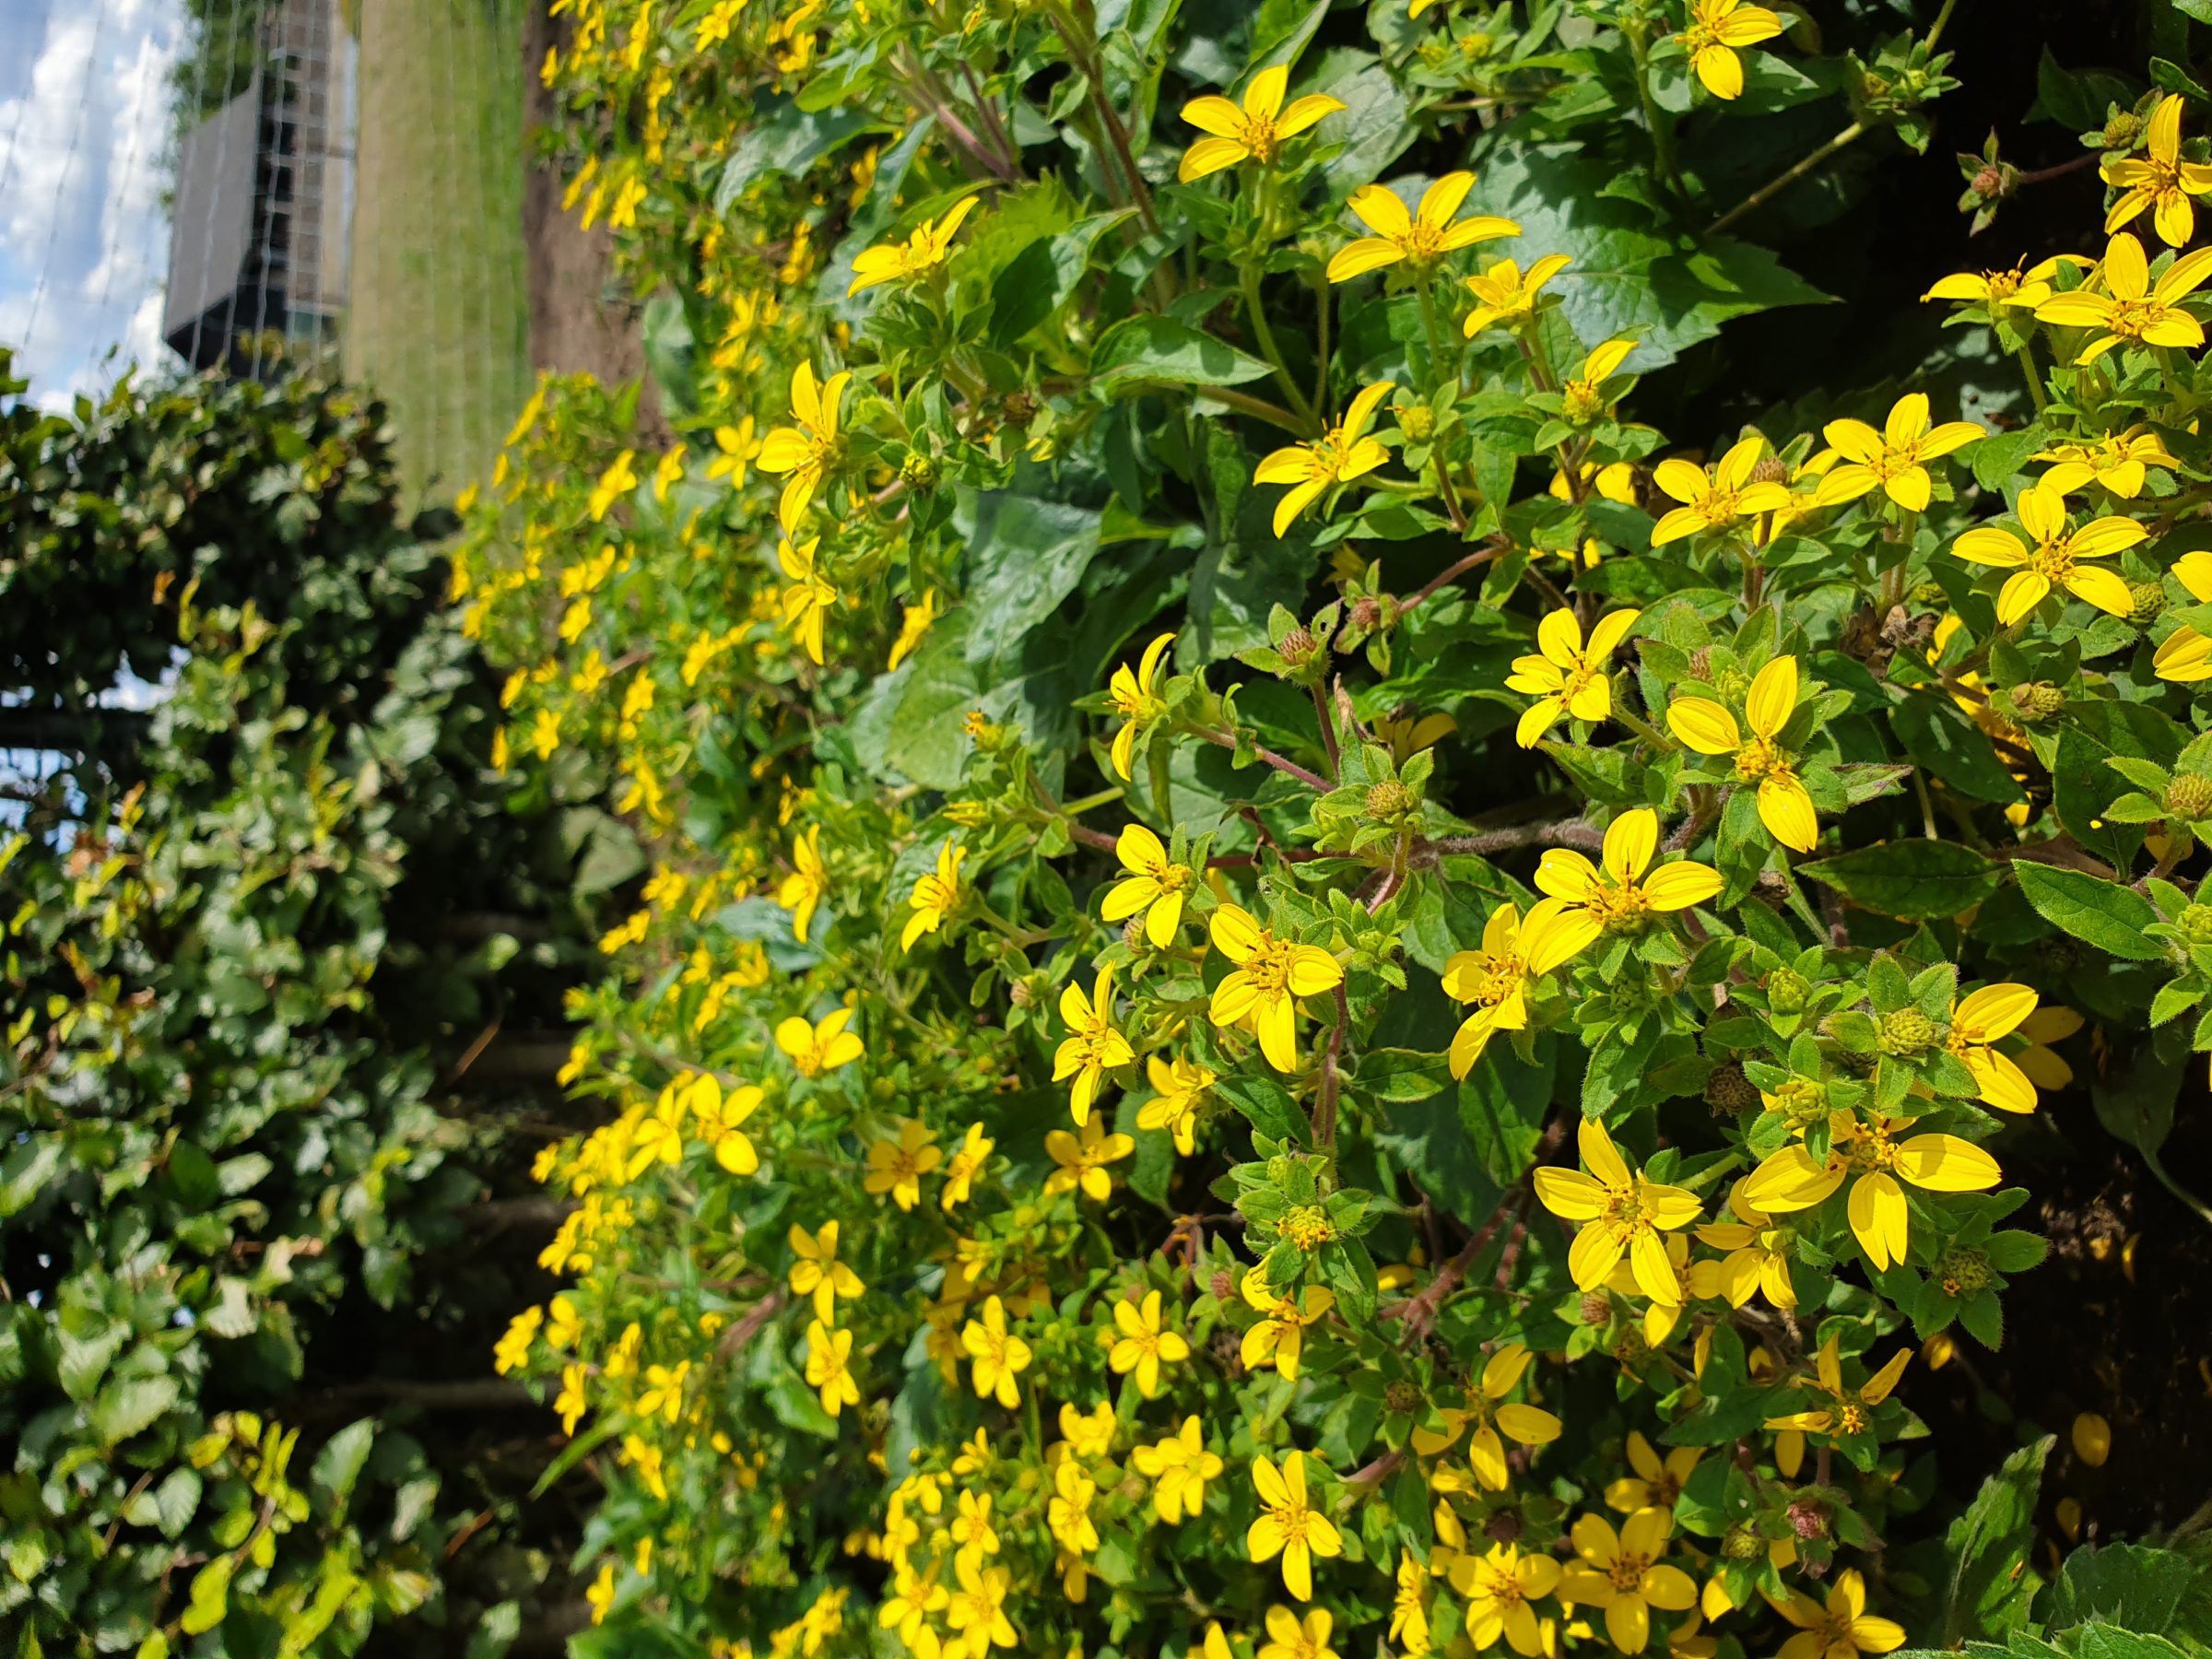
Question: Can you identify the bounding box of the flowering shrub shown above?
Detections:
[462,4,2212,1658]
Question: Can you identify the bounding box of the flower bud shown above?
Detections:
[2011,681,2066,722]
[900,453,938,489]
[1000,390,1038,425]
[1936,1247,1995,1297]
[2104,110,2142,148]
[1787,1498,1832,1540]
[2166,773,2212,820]
[2072,1411,2112,1467]
[1579,1290,1612,1327]
[1723,1524,1765,1560]
[1385,1381,1419,1414]
[2180,904,2212,943]
[1877,1008,1939,1054]
[1971,164,2005,198]
[1705,1063,1759,1112]
[1210,1268,1235,1301]
[1764,966,1810,1014]
[1123,915,1148,952]
[1350,594,1383,632]
[1282,1204,1336,1251]
[1366,779,1416,821]
[1750,456,1789,486]
[1399,404,1437,441]
[2129,581,2167,624]
[1280,626,1319,665]
[1485,1511,1523,1544]
[1910,581,1949,606]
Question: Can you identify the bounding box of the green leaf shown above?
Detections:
[312,1418,377,1512]
[714,97,877,211]
[1358,1047,1450,1102]
[1090,316,1275,394]
[766,1365,841,1441]
[1972,426,2044,492]
[1801,841,2005,920]
[1214,1074,1310,1143]
[2091,1048,2180,1158]
[1378,1089,1500,1225]
[988,210,1135,347]
[91,1374,179,1447]
[2045,1543,2200,1637]
[0,1136,60,1219]
[182,1556,234,1636]
[851,622,983,790]
[2015,865,2166,961]
[1941,1435,2053,1644]
[959,492,1104,665]
[1893,694,2026,805]
[1458,1034,1555,1191]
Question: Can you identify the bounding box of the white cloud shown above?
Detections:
[0,0,184,408]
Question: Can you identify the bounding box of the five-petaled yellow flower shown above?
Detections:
[1138,1053,1214,1154]
[1258,1606,1338,1659]
[1921,255,2088,312]
[1535,808,1724,934]
[1044,1113,1135,1201]
[1560,1507,1700,1653]
[778,1008,864,1080]
[1605,1432,1703,1514]
[1666,655,1819,853]
[707,415,760,488]
[1771,1568,1908,1659]
[1947,982,2044,1114]
[864,1117,941,1210]
[1456,1543,1561,1656]
[1693,1178,1797,1310]
[960,1294,1032,1406]
[2037,426,2178,499]
[1108,1288,1191,1396]
[1534,1117,1704,1304]
[1675,0,1785,100]
[1744,1111,1999,1271]
[1441,900,1598,1077]
[849,195,979,294]
[1650,435,1793,545]
[1409,1341,1563,1488]
[1248,1449,1342,1601]
[1325,171,1519,282]
[1255,382,1394,537]
[778,535,836,665]
[2101,94,2212,248]
[1508,606,1643,747]
[1102,823,1194,947]
[1177,65,1346,182]
[779,825,829,941]
[1950,480,2142,626]
[2034,231,2212,360]
[789,1220,865,1324]
[1132,1416,1224,1523]
[757,362,850,531]
[1240,1268,1335,1382]
[1560,336,1639,423]
[1208,903,1344,1071]
[1813,394,1984,512]
[1764,1333,1913,1441]
[1462,253,1571,338]
[901,839,966,950]
[1055,968,1135,1124]
[1108,632,1174,780]
[805,1319,860,1417]
[940,1121,994,1211]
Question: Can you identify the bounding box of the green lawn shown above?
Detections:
[345,0,530,504]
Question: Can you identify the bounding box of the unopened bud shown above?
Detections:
[1787,1499,1832,1540]
[1123,914,1147,951]
[1579,1291,1612,1327]
[1910,581,1949,607]
[1723,1524,1765,1560]
[1009,977,1037,1008]
[2104,111,2143,148]
[2180,904,2212,942]
[1209,1268,1235,1301]
[1936,1247,1996,1297]
[2011,681,2065,721]
[1971,164,2005,199]
[1280,627,1319,665]
[1366,780,1416,821]
[1350,594,1382,631]
[1399,405,1436,441]
[2166,773,2212,821]
[1385,1381,1419,1414]
[900,453,938,489]
[1878,1008,1939,1054]
[1764,966,1810,1014]
[2129,581,2167,624]
[1750,456,1788,486]
[1485,1511,1522,1544]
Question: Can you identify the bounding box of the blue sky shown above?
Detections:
[0,0,184,411]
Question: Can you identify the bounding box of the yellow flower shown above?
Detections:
[1177,65,1346,182]
[1045,1113,1135,1201]
[778,825,829,941]
[777,1007,864,1077]
[1921,255,2088,312]
[694,0,742,49]
[1692,1179,1797,1311]
[1391,1551,1432,1658]
[1057,1400,1116,1460]
[588,450,638,521]
[941,1122,994,1211]
[2035,232,2212,360]
[901,839,966,950]
[1411,1341,1564,1488]
[1507,606,1643,747]
[1535,807,1724,934]
[879,1559,949,1649]
[788,1220,864,1324]
[1133,1415,1225,1522]
[1560,337,1639,423]
[945,1554,1017,1653]
[2155,624,2212,682]
[1207,903,1345,1071]
[1239,1268,1335,1381]
[1665,656,1820,853]
[686,1073,765,1174]
[492,1305,542,1373]
[778,535,836,665]
[887,589,941,670]
[707,416,759,488]
[1048,1458,1100,1555]
[1462,253,1571,337]
[1108,1288,1191,1396]
[1325,171,1520,281]
[555,1363,588,1434]
[1139,1053,1214,1154]
[1812,394,1985,512]
[1950,480,2142,626]
[949,1488,1000,1560]
[1606,1433,1703,1514]
[1247,1449,1342,1601]
[1560,1507,1700,1653]
[1947,982,2043,1114]
[960,1294,1032,1406]
[1534,1118,1704,1303]
[1101,823,1195,947]
[864,1117,941,1210]
[2017,1005,2083,1092]
[1743,1111,1999,1271]
[2036,426,2178,500]
[1675,0,1785,100]
[1107,631,1175,780]
[1253,382,1395,537]
[1771,1568,1907,1659]
[1763,1334,1912,1439]
[804,1320,859,1417]
[1441,900,1598,1077]
[849,195,979,293]
[1550,457,1641,505]
[546,1294,582,1350]
[1054,969,1135,1124]
[757,362,851,530]
[1257,1605,1339,1659]
[1649,436,1792,544]
[1375,710,1457,760]
[651,444,687,503]
[2101,94,2212,247]
[1454,1543,1562,1656]
[586,1559,618,1625]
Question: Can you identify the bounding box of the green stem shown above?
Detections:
[1774,858,1827,937]
[2143,1145,2212,1232]
[1241,264,1317,424]
[1148,738,1176,826]
[1187,383,1319,436]
[1615,709,1674,752]
[1709,123,1865,235]
[1417,281,1450,394]
[2016,341,2049,415]
[1924,0,1960,50]
[1625,24,1681,199]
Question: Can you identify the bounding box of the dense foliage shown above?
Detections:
[0,359,597,1655]
[442,1,2212,1656]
